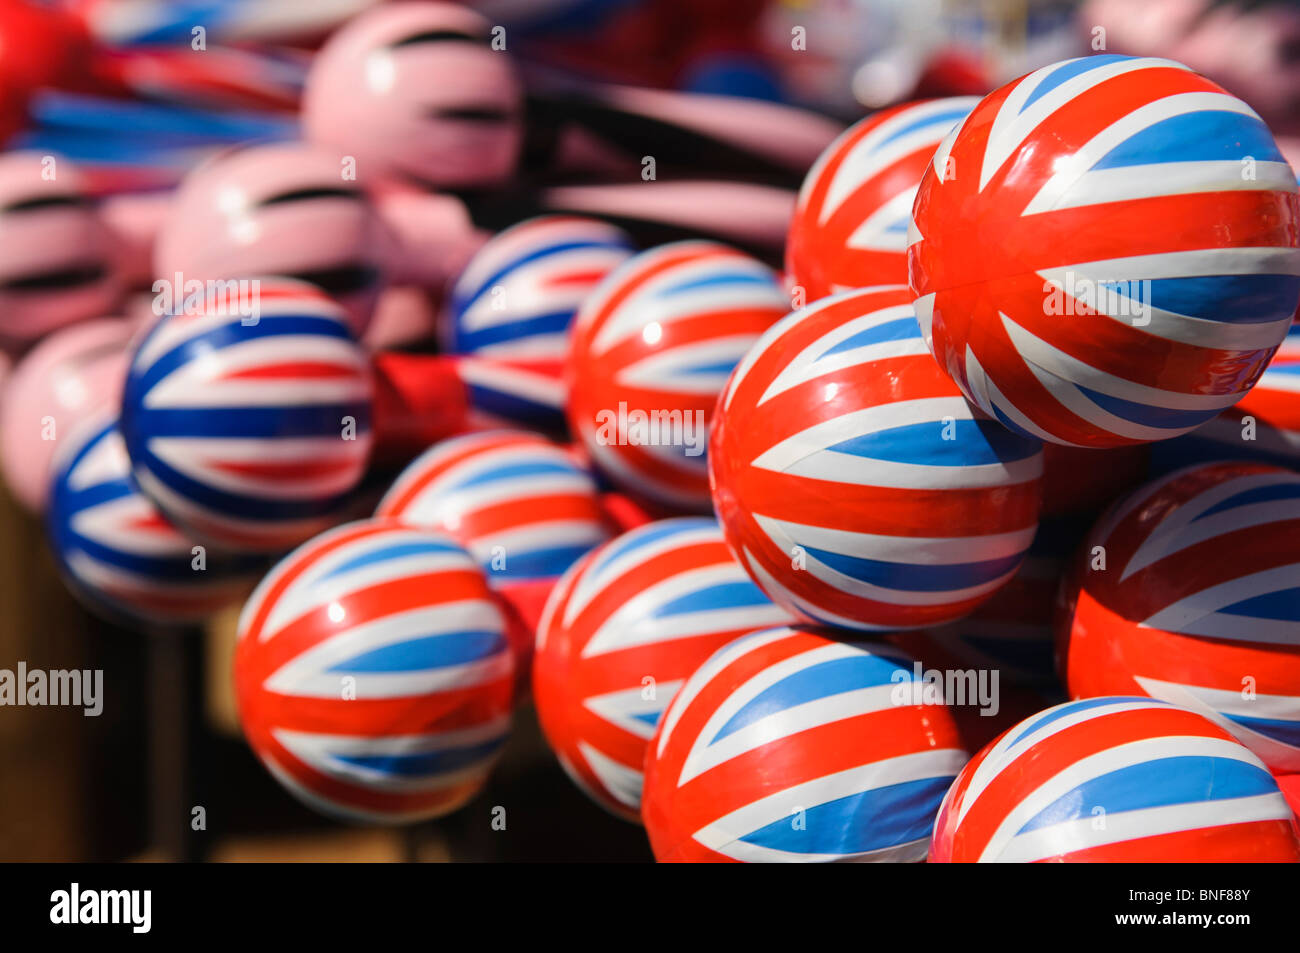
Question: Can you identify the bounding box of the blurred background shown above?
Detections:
[0,0,1297,862]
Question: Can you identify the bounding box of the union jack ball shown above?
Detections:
[931,697,1300,862]
[710,286,1043,631]
[47,417,262,626]
[443,215,635,370]
[235,519,513,823]
[375,430,614,684]
[532,517,793,820]
[642,626,968,861]
[909,55,1300,448]
[120,280,373,553]
[1057,461,1300,774]
[1151,319,1300,472]
[566,240,788,510]
[787,97,978,296]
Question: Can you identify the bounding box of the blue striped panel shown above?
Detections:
[1219,587,1300,623]
[738,775,954,854]
[1110,275,1300,325]
[132,312,354,395]
[1194,481,1300,520]
[444,458,581,492]
[454,238,631,314]
[121,435,364,522]
[586,518,714,579]
[1008,697,1157,749]
[1020,55,1134,114]
[649,579,772,619]
[327,629,505,673]
[828,418,1041,466]
[711,653,913,743]
[318,540,464,582]
[1076,384,1223,431]
[815,317,921,360]
[804,544,1025,593]
[483,543,598,581]
[1092,111,1285,168]
[454,309,577,352]
[1016,756,1280,835]
[332,737,507,777]
[874,107,974,149]
[1222,712,1300,747]
[656,270,777,298]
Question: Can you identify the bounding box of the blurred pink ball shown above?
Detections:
[0,317,131,511]
[153,142,392,336]
[302,2,524,189]
[0,152,121,346]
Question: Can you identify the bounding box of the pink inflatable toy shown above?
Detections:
[303,3,524,190]
[153,142,392,336]
[0,152,121,347]
[0,317,132,512]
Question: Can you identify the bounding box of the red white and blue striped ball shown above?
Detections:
[566,240,788,511]
[931,697,1300,862]
[709,286,1043,632]
[120,279,373,553]
[787,97,978,297]
[235,519,513,823]
[532,517,794,821]
[1151,319,1300,473]
[375,429,613,683]
[376,430,611,591]
[47,417,262,626]
[1058,461,1300,774]
[642,626,968,862]
[443,215,635,368]
[453,354,570,433]
[909,55,1300,448]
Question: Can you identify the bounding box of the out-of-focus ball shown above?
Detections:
[889,515,1085,690]
[0,317,130,512]
[47,417,261,626]
[643,626,968,861]
[303,3,523,190]
[1151,319,1300,472]
[567,240,787,510]
[376,429,613,685]
[120,280,373,553]
[0,152,120,345]
[710,287,1042,631]
[532,517,793,821]
[154,142,390,336]
[443,215,635,368]
[931,696,1300,862]
[909,55,1299,448]
[1057,461,1300,773]
[235,518,513,823]
[787,97,977,297]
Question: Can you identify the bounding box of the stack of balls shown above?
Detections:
[9,0,1297,863]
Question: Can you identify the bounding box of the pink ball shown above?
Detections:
[154,142,392,336]
[303,3,523,190]
[0,317,131,512]
[0,152,121,346]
